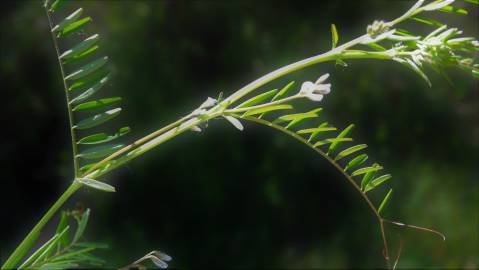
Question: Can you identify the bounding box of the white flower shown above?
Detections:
[192,97,217,116]
[298,73,331,101]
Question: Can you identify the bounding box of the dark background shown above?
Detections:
[1,0,478,268]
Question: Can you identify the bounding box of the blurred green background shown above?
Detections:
[1,0,478,268]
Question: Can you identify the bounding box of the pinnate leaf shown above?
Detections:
[73,108,121,130]
[236,89,278,108]
[72,97,121,112]
[335,144,367,161]
[243,104,293,117]
[60,34,100,60]
[77,127,130,145]
[52,8,83,32]
[344,154,368,172]
[65,56,108,81]
[378,189,393,215]
[352,165,383,177]
[77,143,124,159]
[57,17,92,37]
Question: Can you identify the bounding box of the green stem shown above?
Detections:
[1,182,81,269]
[85,116,212,179]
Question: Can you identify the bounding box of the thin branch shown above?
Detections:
[382,218,446,241]
[393,237,404,270]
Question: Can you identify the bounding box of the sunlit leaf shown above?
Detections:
[331,24,339,48]
[364,174,392,192]
[297,126,336,135]
[395,28,417,37]
[438,5,468,14]
[335,144,367,161]
[73,108,121,130]
[70,76,109,104]
[275,108,322,123]
[366,43,386,51]
[49,0,63,12]
[236,89,278,108]
[352,165,383,177]
[57,17,92,37]
[307,122,335,142]
[328,124,354,153]
[411,16,444,27]
[361,166,378,191]
[275,108,322,129]
[65,56,108,81]
[378,189,393,215]
[344,154,368,172]
[52,8,83,32]
[272,81,295,102]
[72,97,121,112]
[243,104,293,117]
[60,34,100,60]
[314,137,352,147]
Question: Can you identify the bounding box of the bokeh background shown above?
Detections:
[1,0,478,269]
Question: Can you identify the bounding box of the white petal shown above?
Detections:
[199,97,217,109]
[315,73,330,84]
[306,94,323,102]
[422,0,455,11]
[223,116,244,131]
[315,84,331,94]
[299,81,315,94]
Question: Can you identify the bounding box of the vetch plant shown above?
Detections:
[2,0,478,269]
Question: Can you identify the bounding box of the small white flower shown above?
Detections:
[298,73,331,102]
[192,97,217,116]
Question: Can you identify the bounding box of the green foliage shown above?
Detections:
[46,1,130,176]
[4,0,479,269]
[17,208,106,269]
[228,81,395,217]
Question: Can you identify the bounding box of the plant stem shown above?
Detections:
[1,182,81,269]
[85,116,211,179]
[81,113,193,176]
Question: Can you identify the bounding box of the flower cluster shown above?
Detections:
[367,20,391,38]
[393,25,479,79]
[298,73,332,101]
